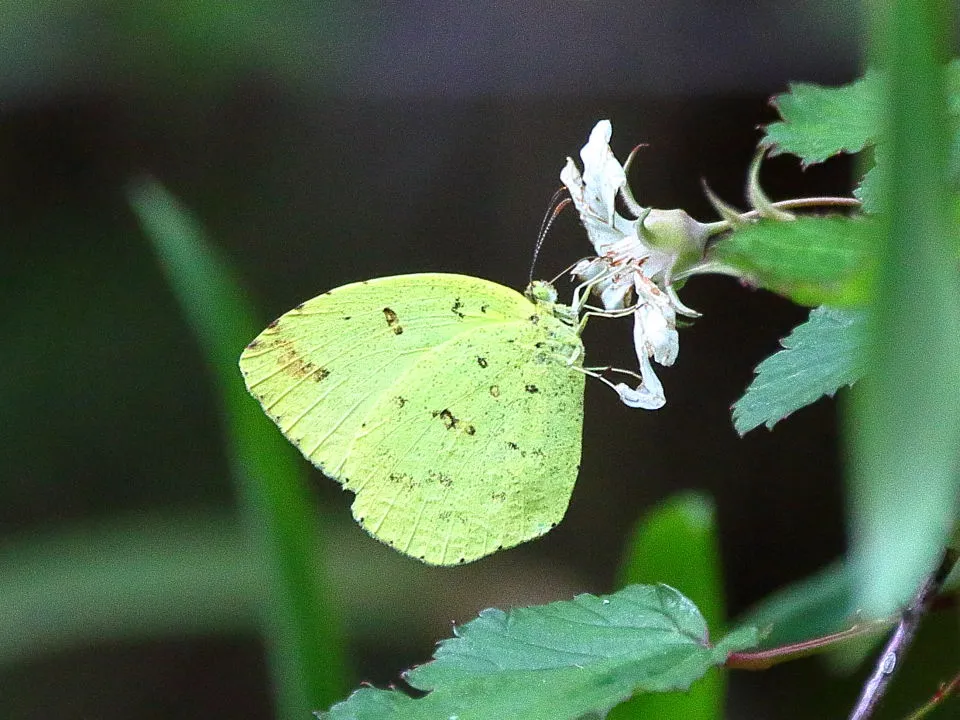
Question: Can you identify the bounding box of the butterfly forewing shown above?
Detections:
[240,274,530,474]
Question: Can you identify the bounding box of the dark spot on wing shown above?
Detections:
[394,395,407,408]
[525,384,540,393]
[491,491,506,502]
[477,357,488,368]
[313,367,330,382]
[382,307,403,334]
[277,346,321,380]
[438,408,458,430]
[489,385,500,397]
[465,425,476,435]
[390,472,418,491]
[451,298,465,318]
[481,304,489,313]
[529,315,539,325]
[507,441,519,451]
[342,315,351,320]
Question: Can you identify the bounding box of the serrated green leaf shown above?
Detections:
[710,216,880,307]
[854,161,882,213]
[733,306,867,435]
[318,585,758,720]
[610,494,725,720]
[763,73,882,165]
[766,61,960,206]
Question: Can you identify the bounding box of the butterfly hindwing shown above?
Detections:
[344,304,585,565]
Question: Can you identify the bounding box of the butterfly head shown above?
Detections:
[525,279,579,328]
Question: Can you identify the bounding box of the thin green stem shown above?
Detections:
[902,669,960,720]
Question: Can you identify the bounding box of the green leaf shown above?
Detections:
[609,494,726,720]
[710,216,879,307]
[854,162,882,213]
[0,512,259,665]
[763,73,882,165]
[733,306,868,435]
[319,585,759,720]
[736,562,853,649]
[847,2,960,619]
[128,179,348,718]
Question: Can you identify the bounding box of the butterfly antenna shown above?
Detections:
[529,187,573,285]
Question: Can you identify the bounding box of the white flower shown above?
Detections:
[561,120,709,409]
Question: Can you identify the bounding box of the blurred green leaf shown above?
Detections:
[763,73,882,165]
[733,306,867,435]
[608,494,726,720]
[0,513,259,665]
[105,0,348,85]
[320,584,758,720]
[711,216,879,307]
[128,179,348,718]
[847,1,960,618]
[736,562,854,648]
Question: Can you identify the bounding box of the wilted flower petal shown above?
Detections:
[562,120,701,409]
[614,351,666,410]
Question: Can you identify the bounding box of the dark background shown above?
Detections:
[0,2,866,717]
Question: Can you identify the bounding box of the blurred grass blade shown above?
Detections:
[847,1,960,618]
[128,179,347,718]
[0,513,259,665]
[608,493,726,720]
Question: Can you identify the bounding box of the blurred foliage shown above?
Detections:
[0,511,258,665]
[609,494,727,720]
[847,0,960,619]
[129,179,347,716]
[0,0,353,94]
